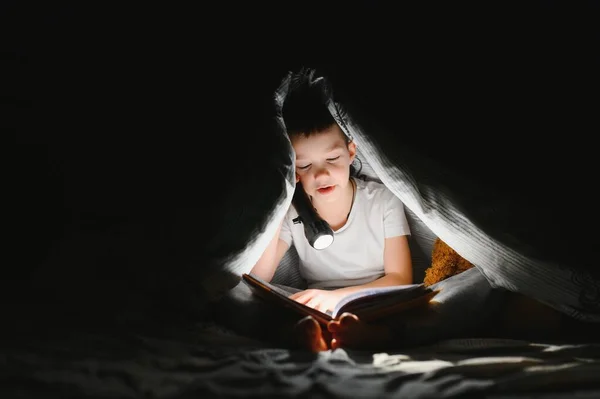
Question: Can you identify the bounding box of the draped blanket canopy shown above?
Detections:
[202,68,600,323]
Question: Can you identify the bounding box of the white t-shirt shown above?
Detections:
[279,178,411,289]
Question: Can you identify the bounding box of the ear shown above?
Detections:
[347,140,357,164]
[296,173,300,183]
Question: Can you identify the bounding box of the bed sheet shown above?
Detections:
[3,321,600,399]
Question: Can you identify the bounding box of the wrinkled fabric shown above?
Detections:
[209,69,600,322]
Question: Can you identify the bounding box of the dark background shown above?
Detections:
[4,1,599,331]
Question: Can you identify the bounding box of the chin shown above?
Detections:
[318,195,338,203]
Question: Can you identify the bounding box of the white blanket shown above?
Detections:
[203,69,600,324]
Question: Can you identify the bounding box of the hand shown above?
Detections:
[289,289,343,313]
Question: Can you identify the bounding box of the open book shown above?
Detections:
[242,273,439,326]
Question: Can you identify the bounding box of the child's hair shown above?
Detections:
[281,67,364,179]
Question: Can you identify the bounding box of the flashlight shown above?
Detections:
[292,182,334,250]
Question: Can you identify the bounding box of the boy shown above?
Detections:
[248,69,414,351]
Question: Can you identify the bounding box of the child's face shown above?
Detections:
[291,124,356,203]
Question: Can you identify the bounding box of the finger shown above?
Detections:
[292,295,308,304]
[314,303,330,313]
[289,290,311,301]
[288,292,300,300]
[327,320,341,332]
[331,337,339,350]
[306,298,322,310]
[312,298,328,312]
[291,292,313,304]
[295,315,319,334]
[339,312,360,326]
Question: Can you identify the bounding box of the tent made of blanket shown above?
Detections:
[201,68,600,324]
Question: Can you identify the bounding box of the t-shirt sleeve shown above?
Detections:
[279,205,294,247]
[383,190,411,238]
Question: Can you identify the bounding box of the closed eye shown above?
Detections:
[327,156,340,162]
[298,164,311,170]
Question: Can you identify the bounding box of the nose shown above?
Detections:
[313,164,331,180]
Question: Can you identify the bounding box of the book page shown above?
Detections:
[243,273,436,324]
[332,284,429,317]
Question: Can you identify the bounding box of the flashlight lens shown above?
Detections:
[313,234,334,250]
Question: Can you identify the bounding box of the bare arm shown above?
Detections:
[249,220,290,282]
